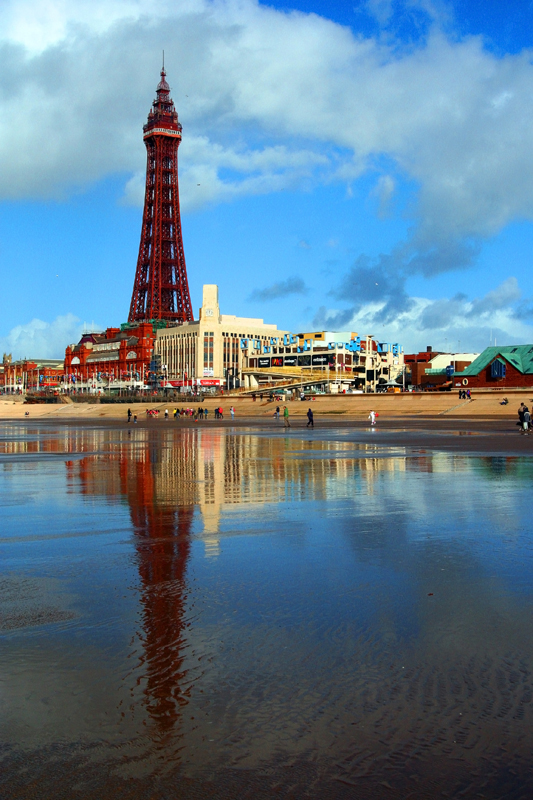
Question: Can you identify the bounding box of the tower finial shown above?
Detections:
[162,50,165,72]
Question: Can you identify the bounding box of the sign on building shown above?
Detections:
[311,354,335,366]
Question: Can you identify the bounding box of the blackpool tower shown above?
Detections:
[128,68,193,323]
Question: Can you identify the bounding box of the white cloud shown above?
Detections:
[315,278,533,351]
[122,136,329,210]
[0,314,84,359]
[2,1,533,273]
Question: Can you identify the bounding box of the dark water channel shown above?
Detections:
[1,423,533,799]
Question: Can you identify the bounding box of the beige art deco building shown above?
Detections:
[155,284,289,388]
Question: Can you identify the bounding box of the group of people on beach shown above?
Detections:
[127,406,236,423]
[458,389,471,399]
[170,407,210,419]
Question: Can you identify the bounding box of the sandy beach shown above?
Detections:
[2,390,532,423]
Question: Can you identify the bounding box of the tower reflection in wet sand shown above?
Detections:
[127,443,194,738]
[75,429,198,741]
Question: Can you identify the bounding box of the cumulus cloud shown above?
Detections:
[248,276,308,302]
[468,276,521,316]
[3,0,533,279]
[314,278,533,352]
[0,314,84,359]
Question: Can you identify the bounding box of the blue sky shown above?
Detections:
[1,0,533,358]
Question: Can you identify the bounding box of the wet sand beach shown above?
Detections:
[1,420,533,799]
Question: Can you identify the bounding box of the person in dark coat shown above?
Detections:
[306,408,314,428]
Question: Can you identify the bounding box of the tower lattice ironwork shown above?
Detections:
[128,68,193,323]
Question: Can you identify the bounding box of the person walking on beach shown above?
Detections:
[275,406,280,420]
[164,408,169,420]
[306,408,314,428]
[369,410,376,426]
[518,402,526,430]
[230,406,235,420]
[283,406,291,428]
[522,407,531,434]
[127,408,132,423]
[133,414,137,424]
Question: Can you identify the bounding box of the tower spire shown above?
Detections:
[128,68,193,324]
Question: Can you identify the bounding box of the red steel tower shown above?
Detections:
[128,68,193,323]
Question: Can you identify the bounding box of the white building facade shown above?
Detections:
[155,284,289,389]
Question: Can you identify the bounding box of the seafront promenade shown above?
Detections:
[1,390,531,422]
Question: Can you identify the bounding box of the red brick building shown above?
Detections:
[64,322,158,390]
[454,345,533,389]
[0,357,64,392]
[404,348,438,386]
[404,348,478,389]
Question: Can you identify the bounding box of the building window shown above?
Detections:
[204,333,214,373]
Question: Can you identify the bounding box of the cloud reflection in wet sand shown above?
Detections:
[0,424,533,798]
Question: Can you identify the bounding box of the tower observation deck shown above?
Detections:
[128,68,193,323]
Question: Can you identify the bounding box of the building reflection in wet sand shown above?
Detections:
[63,428,397,740]
[2,424,533,798]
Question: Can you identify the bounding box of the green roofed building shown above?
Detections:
[453,345,533,389]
